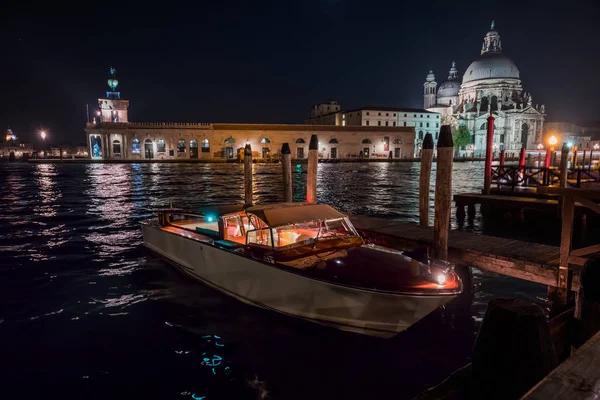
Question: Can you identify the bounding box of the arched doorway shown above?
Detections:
[521,123,529,149]
[362,139,371,158]
[132,138,141,155]
[190,139,198,159]
[144,139,153,159]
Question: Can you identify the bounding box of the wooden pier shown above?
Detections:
[349,215,581,290]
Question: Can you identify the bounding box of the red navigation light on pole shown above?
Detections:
[483,109,495,195]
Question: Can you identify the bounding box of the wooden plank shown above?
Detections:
[522,330,600,399]
[575,197,600,216]
[571,244,600,257]
[537,187,600,199]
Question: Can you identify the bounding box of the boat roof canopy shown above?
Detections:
[245,203,346,228]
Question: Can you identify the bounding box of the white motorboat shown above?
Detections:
[141,202,462,338]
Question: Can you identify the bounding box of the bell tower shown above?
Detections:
[423,70,437,109]
[98,67,129,123]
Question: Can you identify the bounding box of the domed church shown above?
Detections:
[424,21,545,155]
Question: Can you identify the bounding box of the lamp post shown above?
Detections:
[40,131,47,158]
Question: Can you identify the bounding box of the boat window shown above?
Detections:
[247,228,273,247]
[224,216,243,238]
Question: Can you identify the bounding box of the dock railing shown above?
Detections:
[493,165,600,191]
[537,187,600,306]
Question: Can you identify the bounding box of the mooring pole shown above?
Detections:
[307,134,318,204]
[419,133,434,227]
[560,142,569,188]
[433,125,453,261]
[518,147,526,185]
[244,143,253,207]
[499,149,505,166]
[483,111,495,195]
[281,143,292,202]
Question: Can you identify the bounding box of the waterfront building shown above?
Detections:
[0,128,34,159]
[424,21,545,157]
[85,71,415,161]
[305,104,441,156]
[544,121,600,151]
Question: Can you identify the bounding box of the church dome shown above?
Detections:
[462,52,520,84]
[462,21,520,84]
[438,61,460,98]
[438,80,460,98]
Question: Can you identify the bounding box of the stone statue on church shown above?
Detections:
[540,104,545,113]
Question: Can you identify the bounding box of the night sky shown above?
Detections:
[1,1,598,145]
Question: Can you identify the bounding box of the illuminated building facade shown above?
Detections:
[424,21,546,156]
[85,70,416,161]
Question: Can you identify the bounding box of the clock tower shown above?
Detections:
[98,67,129,123]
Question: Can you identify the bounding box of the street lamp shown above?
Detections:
[40,131,47,141]
[548,135,558,146]
[537,143,544,150]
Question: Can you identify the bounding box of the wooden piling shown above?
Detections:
[281,143,292,202]
[419,133,434,227]
[483,111,496,195]
[307,134,318,204]
[560,142,569,188]
[574,255,600,348]
[244,143,253,207]
[471,298,558,399]
[433,125,453,261]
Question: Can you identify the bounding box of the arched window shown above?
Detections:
[112,140,121,154]
[261,138,271,144]
[362,139,372,144]
[329,138,339,144]
[177,139,186,152]
[201,139,210,153]
[296,138,306,144]
[132,138,141,154]
[157,139,166,153]
[419,131,423,140]
[491,95,498,111]
[480,96,489,112]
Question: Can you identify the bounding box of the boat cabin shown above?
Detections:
[161,203,364,260]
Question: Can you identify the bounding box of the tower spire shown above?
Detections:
[481,21,502,55]
[106,67,120,99]
[448,61,459,80]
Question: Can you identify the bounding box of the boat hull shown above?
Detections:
[141,222,457,338]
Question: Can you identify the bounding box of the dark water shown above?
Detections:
[0,162,547,400]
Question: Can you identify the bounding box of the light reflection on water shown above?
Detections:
[0,161,547,400]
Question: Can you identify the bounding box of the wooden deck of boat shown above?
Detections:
[348,215,581,290]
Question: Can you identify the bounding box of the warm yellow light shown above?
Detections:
[548,135,557,146]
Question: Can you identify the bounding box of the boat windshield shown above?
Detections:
[246,217,358,249]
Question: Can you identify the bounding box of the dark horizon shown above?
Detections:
[1,1,598,145]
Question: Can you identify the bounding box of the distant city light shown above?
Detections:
[594,144,599,150]
[40,131,47,140]
[537,143,544,150]
[567,142,573,148]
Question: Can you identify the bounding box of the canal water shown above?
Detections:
[0,162,547,400]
